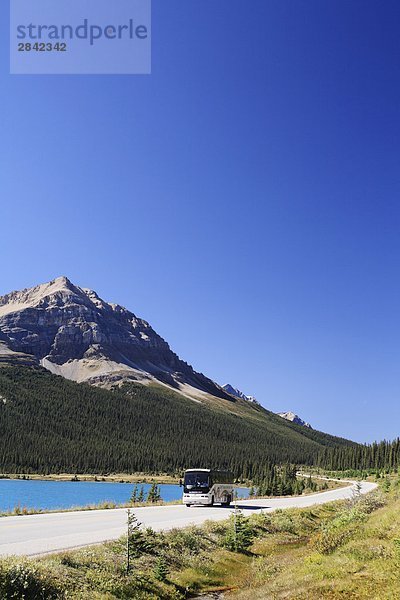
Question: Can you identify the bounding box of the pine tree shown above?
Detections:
[147,483,161,503]
[126,508,148,568]
[154,555,169,582]
[126,509,140,572]
[130,484,138,504]
[138,486,145,503]
[223,507,254,553]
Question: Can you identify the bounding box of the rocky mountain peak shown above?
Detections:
[278,411,312,428]
[53,275,72,287]
[222,383,259,404]
[0,276,82,316]
[0,277,231,401]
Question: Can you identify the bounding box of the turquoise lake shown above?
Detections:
[0,479,249,512]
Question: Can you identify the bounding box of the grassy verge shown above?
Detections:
[0,499,177,518]
[228,487,400,599]
[1,478,396,599]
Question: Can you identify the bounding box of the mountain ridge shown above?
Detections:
[222,383,259,404]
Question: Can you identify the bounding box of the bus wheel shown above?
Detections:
[222,495,231,507]
[185,504,191,507]
[209,496,214,506]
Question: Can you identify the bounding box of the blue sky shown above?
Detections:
[1,0,400,442]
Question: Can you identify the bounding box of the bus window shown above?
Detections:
[184,471,210,492]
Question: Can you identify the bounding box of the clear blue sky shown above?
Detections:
[1,0,400,443]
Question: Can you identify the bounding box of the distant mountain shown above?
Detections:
[222,383,259,404]
[0,277,229,400]
[278,411,312,429]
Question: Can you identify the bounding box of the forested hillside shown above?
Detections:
[0,365,355,478]
[317,438,400,472]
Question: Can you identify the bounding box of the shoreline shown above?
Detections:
[0,477,346,519]
[0,472,181,485]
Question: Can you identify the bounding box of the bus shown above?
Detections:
[182,469,235,507]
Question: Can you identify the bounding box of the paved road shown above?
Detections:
[0,481,377,557]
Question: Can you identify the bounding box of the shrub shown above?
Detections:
[357,490,386,513]
[168,527,205,554]
[0,559,62,599]
[310,526,351,554]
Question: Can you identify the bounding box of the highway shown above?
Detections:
[0,481,377,557]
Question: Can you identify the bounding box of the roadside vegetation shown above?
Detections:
[1,477,399,598]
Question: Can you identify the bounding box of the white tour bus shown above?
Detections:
[182,468,235,507]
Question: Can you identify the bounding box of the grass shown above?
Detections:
[0,498,176,518]
[229,480,399,599]
[0,479,396,599]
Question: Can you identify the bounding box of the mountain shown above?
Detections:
[222,383,259,404]
[0,365,354,476]
[278,411,312,429]
[0,277,229,400]
[0,276,355,477]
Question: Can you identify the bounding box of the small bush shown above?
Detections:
[357,490,386,513]
[168,527,204,554]
[0,559,62,599]
[310,526,351,554]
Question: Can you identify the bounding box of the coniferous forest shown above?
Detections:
[0,365,398,478]
[316,438,400,473]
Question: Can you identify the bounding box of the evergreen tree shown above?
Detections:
[127,509,148,563]
[130,484,138,504]
[223,508,254,553]
[138,486,145,503]
[154,556,169,582]
[147,483,161,503]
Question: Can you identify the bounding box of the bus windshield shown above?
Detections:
[184,471,210,492]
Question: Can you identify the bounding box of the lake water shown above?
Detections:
[0,479,249,512]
